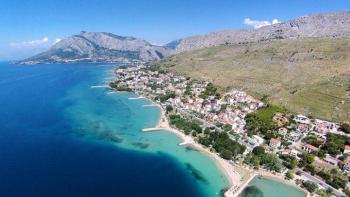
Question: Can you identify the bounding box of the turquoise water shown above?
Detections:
[0,63,229,197]
[239,177,307,197]
[61,64,231,195]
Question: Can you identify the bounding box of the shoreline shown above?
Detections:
[152,102,309,197]
[152,102,246,197]
[255,171,311,197]
[112,89,309,197]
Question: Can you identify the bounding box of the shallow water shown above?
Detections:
[0,63,229,197]
[239,177,306,197]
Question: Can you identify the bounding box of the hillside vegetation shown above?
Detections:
[156,38,350,122]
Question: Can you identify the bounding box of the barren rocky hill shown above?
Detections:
[19,31,171,64]
[157,37,350,122]
[172,11,350,53]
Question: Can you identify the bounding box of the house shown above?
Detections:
[294,115,310,124]
[314,119,339,134]
[248,135,264,147]
[291,149,301,157]
[344,145,350,154]
[280,149,301,158]
[343,160,350,173]
[278,127,288,137]
[253,135,264,145]
[269,138,281,148]
[297,123,310,133]
[303,144,319,153]
[288,131,301,142]
[323,155,339,166]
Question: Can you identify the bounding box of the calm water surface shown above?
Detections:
[239,177,307,197]
[0,63,229,197]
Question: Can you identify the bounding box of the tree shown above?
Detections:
[285,171,294,180]
[322,133,350,155]
[204,127,211,135]
[344,189,350,197]
[302,136,323,147]
[252,146,265,156]
[223,124,232,132]
[302,181,318,193]
[245,105,285,136]
[166,105,173,113]
[221,149,233,160]
[280,155,298,169]
[340,123,350,134]
[299,153,315,167]
[305,164,316,175]
[200,83,218,99]
[317,150,326,159]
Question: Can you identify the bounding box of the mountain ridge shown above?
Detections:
[172,11,350,53]
[155,37,350,122]
[18,31,171,64]
[19,11,350,64]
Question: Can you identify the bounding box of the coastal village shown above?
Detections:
[110,64,350,197]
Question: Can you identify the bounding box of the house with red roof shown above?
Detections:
[303,144,319,153]
[344,145,350,154]
[269,138,281,148]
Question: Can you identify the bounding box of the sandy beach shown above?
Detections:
[153,103,311,197]
[152,103,247,197]
[138,97,308,197]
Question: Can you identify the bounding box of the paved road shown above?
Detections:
[174,105,345,197]
[299,169,344,197]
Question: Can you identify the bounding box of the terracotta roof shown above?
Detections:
[270,138,281,145]
[304,144,319,151]
[345,145,350,151]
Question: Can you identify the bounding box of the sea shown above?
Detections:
[0,62,306,197]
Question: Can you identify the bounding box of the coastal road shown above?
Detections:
[298,169,344,196]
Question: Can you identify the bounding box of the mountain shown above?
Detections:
[18,31,172,64]
[173,11,350,53]
[155,11,350,122]
[164,39,182,49]
[157,37,350,122]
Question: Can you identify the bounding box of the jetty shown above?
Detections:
[128,96,145,100]
[90,85,110,88]
[142,104,158,107]
[142,128,162,131]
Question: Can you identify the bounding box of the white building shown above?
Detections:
[294,115,310,124]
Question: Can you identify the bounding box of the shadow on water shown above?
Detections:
[239,186,264,197]
[132,142,150,149]
[184,163,209,184]
[185,145,199,152]
[77,120,124,143]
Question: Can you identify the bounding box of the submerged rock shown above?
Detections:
[239,186,264,197]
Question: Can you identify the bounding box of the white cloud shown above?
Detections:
[244,18,281,29]
[9,37,50,48]
[54,38,61,44]
[272,19,281,24]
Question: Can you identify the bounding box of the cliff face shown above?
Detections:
[18,31,172,64]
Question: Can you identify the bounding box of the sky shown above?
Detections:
[0,0,349,60]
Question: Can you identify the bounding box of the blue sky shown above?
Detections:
[0,0,349,60]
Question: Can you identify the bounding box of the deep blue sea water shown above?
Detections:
[0,63,229,197]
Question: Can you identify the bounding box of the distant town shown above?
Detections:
[110,63,350,197]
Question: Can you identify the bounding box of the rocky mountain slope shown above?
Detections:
[156,37,350,122]
[18,31,172,64]
[173,11,350,53]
